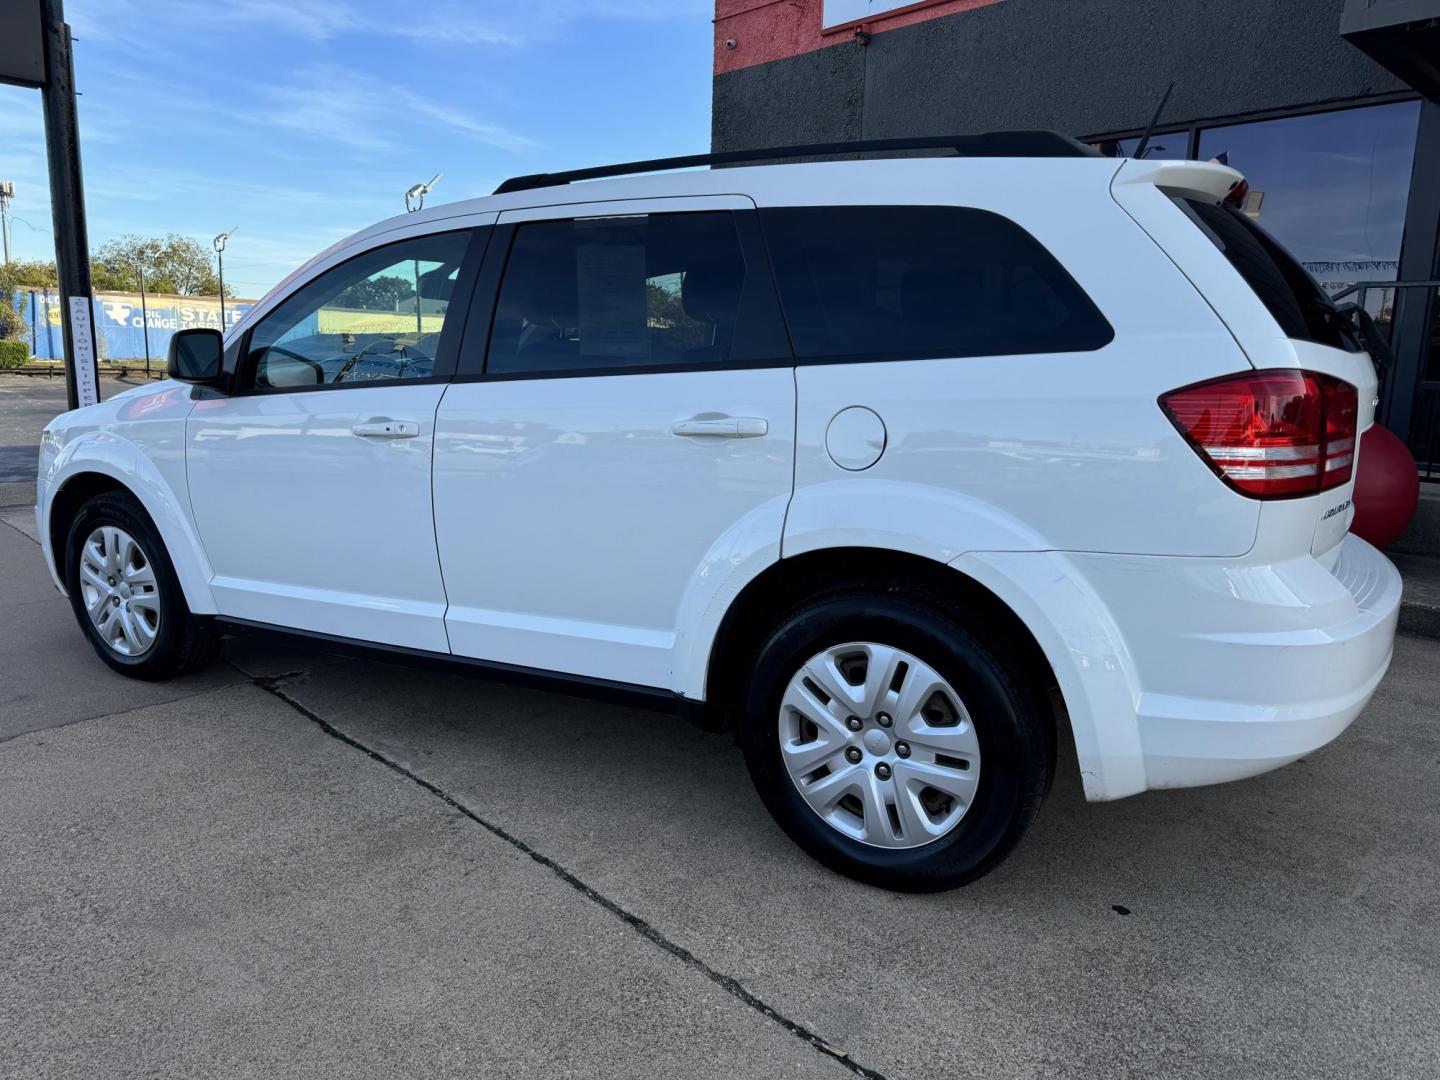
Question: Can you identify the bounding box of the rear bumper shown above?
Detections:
[1128,534,1400,789]
[955,534,1401,800]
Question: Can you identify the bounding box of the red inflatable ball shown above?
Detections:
[1351,423,1420,550]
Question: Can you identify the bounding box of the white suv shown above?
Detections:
[37,134,1402,891]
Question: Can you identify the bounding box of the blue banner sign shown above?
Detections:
[14,287,257,361]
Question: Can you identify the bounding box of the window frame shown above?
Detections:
[454,208,794,382]
[1085,91,1423,163]
[230,226,490,398]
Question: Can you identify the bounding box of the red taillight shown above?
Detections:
[1322,378,1358,488]
[1160,370,1359,499]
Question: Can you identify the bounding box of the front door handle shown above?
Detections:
[352,418,420,439]
[671,417,769,439]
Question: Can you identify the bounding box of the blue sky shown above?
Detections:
[0,0,714,297]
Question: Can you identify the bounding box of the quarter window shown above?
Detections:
[760,206,1113,361]
[243,231,472,390]
[487,212,757,376]
[1176,198,1354,351]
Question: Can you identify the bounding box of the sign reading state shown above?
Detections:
[822,0,941,30]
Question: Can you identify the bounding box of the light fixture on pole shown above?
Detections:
[405,174,441,335]
[0,181,13,264]
[405,172,442,213]
[213,226,237,330]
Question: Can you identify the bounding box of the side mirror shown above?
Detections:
[167,328,227,388]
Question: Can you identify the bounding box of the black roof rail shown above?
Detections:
[493,130,1100,195]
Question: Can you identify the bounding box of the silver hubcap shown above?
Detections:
[79,526,160,657]
[779,642,981,849]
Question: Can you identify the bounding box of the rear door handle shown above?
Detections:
[671,417,769,439]
[352,418,420,439]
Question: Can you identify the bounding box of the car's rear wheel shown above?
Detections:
[741,589,1051,892]
[64,491,220,680]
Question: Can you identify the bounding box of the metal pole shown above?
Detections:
[213,227,234,332]
[0,183,12,264]
[136,260,150,377]
[39,0,96,410]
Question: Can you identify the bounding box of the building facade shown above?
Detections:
[712,0,1440,475]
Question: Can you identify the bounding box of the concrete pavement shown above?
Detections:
[2,504,1438,1078]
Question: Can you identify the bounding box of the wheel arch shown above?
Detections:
[44,457,217,614]
[46,471,127,580]
[699,547,1063,761]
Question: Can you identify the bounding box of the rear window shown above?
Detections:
[487,211,780,377]
[760,205,1113,362]
[1176,198,1354,351]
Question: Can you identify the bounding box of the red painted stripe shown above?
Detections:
[714,0,1009,76]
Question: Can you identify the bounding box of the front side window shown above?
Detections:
[761,206,1113,362]
[487,212,754,376]
[243,231,472,390]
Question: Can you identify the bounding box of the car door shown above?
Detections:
[432,197,796,690]
[186,226,488,651]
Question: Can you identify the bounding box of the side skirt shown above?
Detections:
[213,617,711,728]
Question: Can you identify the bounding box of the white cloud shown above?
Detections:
[69,0,710,48]
[250,65,540,155]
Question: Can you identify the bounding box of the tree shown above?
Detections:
[332,274,415,311]
[93,234,229,296]
[0,233,231,340]
[0,259,59,341]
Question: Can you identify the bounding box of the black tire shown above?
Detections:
[64,490,220,680]
[740,588,1051,892]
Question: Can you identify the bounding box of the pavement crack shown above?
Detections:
[0,515,40,544]
[245,670,889,1080]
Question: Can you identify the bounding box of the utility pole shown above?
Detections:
[134,257,150,377]
[0,181,13,264]
[39,0,97,409]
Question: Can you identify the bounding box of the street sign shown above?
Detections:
[0,0,46,88]
[68,296,97,407]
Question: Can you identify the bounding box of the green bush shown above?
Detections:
[0,339,30,369]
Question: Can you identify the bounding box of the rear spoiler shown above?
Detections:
[1111,159,1245,204]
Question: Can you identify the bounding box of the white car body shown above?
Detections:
[38,153,1401,804]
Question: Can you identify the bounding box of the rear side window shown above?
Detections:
[1176,198,1353,351]
[760,206,1113,362]
[487,212,776,376]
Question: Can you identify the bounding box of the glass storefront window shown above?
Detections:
[1115,133,1189,160]
[1091,133,1189,160]
[1197,102,1422,294]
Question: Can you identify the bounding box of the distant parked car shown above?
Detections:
[37,134,1401,891]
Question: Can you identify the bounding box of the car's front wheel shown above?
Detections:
[64,490,220,680]
[741,589,1051,892]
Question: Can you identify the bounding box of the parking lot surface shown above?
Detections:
[2,504,1438,1079]
[0,376,143,485]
